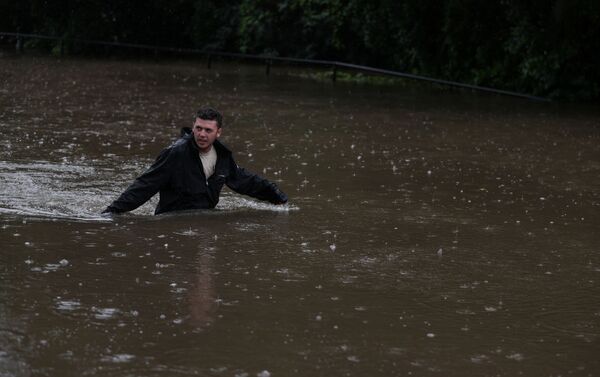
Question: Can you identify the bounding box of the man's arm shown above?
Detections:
[103,148,173,214]
[226,162,288,205]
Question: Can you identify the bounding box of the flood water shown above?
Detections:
[1,54,599,376]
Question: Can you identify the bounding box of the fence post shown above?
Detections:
[16,36,23,53]
[265,59,271,76]
[60,39,64,56]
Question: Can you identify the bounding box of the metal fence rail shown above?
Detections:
[0,32,550,102]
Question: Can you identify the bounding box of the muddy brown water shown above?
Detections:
[1,54,599,377]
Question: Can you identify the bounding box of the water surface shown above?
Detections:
[1,55,599,376]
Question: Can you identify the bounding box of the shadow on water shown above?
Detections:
[1,55,599,376]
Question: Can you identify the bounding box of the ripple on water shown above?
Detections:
[55,299,81,311]
[100,354,136,363]
[173,228,201,236]
[216,196,298,212]
[533,310,600,341]
[53,298,87,319]
[0,160,120,221]
[93,307,119,320]
[0,160,297,220]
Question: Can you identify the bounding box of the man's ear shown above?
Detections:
[216,128,222,138]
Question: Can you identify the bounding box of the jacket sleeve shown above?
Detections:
[103,148,174,213]
[225,159,288,204]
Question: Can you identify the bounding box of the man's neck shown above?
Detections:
[199,144,213,154]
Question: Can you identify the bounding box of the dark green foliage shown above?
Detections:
[2,0,598,99]
[235,0,600,99]
[238,0,338,58]
[191,0,240,51]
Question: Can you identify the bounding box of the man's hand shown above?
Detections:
[270,185,288,205]
[101,206,119,216]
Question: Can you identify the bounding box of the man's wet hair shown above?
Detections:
[196,107,223,128]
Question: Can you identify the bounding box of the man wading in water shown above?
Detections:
[102,107,288,215]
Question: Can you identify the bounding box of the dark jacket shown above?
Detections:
[104,131,287,215]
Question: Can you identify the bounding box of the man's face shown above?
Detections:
[192,118,221,153]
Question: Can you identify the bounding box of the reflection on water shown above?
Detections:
[1,55,599,376]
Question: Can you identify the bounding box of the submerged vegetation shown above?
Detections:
[1,0,599,100]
